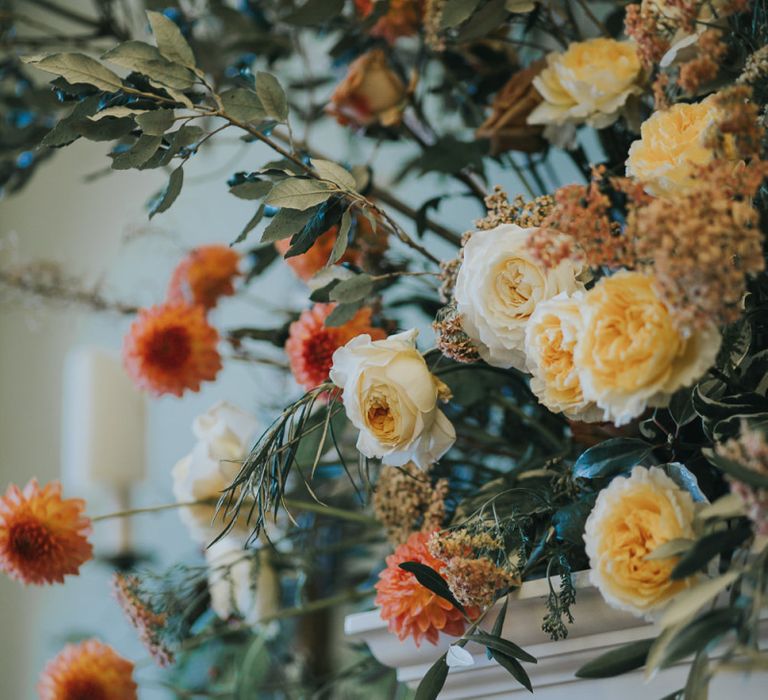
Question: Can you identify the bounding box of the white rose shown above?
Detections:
[205,535,280,630]
[454,224,584,369]
[524,292,602,421]
[172,401,259,543]
[329,329,455,468]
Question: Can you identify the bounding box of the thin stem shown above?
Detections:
[575,0,609,35]
[91,500,205,522]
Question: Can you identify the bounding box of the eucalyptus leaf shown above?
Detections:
[25,53,123,91]
[221,88,267,123]
[136,109,175,135]
[233,204,265,245]
[262,208,316,243]
[329,274,373,303]
[328,208,352,265]
[313,159,356,190]
[102,41,195,89]
[112,134,163,169]
[147,11,196,67]
[456,0,508,42]
[149,166,183,218]
[255,72,288,122]
[265,178,336,210]
[575,638,654,678]
[231,180,273,200]
[414,654,448,700]
[441,0,482,27]
[660,571,741,629]
[325,301,363,327]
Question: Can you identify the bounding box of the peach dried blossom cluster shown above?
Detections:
[433,303,480,364]
[624,3,673,68]
[626,160,768,329]
[678,29,727,94]
[428,529,517,609]
[706,86,766,161]
[475,186,554,231]
[717,426,768,536]
[738,45,768,86]
[113,573,175,667]
[373,463,448,545]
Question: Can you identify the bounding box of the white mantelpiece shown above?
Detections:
[345,572,767,699]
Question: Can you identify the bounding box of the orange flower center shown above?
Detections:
[145,325,191,369]
[302,328,339,380]
[9,518,55,562]
[63,677,107,700]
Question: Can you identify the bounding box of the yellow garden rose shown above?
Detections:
[584,466,696,617]
[330,329,455,468]
[626,96,720,195]
[524,292,602,421]
[528,38,643,129]
[574,272,720,426]
[328,49,406,128]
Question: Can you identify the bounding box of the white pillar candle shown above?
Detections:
[61,346,146,490]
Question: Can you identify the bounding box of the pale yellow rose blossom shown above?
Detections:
[584,466,696,617]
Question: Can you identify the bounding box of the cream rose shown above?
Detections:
[524,292,602,421]
[205,536,280,629]
[626,96,721,195]
[328,49,406,128]
[528,38,643,129]
[172,401,259,543]
[329,329,455,468]
[584,466,696,617]
[574,272,720,426]
[454,224,584,369]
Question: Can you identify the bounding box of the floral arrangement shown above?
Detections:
[2,0,768,697]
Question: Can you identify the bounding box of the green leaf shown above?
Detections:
[328,209,352,265]
[313,159,356,190]
[644,538,693,561]
[670,523,752,580]
[255,72,288,122]
[221,88,267,123]
[488,649,532,692]
[89,106,146,120]
[660,571,741,629]
[552,499,594,544]
[575,638,655,678]
[233,205,265,245]
[466,632,537,664]
[149,166,183,218]
[112,134,163,169]
[136,109,175,135]
[398,561,465,612]
[441,0,482,27]
[265,178,336,210]
[235,634,269,700]
[414,654,449,700]
[147,11,196,67]
[262,208,316,243]
[283,0,345,26]
[696,493,746,521]
[684,650,709,700]
[329,274,373,303]
[702,447,768,489]
[102,41,195,89]
[231,180,273,200]
[325,301,363,327]
[656,608,739,670]
[668,387,697,427]
[25,53,123,91]
[456,0,508,42]
[491,598,508,638]
[572,438,653,479]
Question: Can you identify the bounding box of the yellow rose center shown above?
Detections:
[493,257,544,318]
[362,384,400,444]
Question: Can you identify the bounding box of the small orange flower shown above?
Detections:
[38,639,137,700]
[123,303,221,397]
[354,0,422,43]
[167,244,241,310]
[286,303,385,391]
[375,531,469,646]
[275,227,362,282]
[0,479,92,586]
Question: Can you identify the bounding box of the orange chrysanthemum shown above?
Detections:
[0,479,92,586]
[286,303,386,391]
[355,0,422,43]
[123,302,222,397]
[167,244,241,310]
[275,227,362,282]
[375,531,469,646]
[38,639,137,700]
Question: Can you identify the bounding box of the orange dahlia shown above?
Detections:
[38,639,137,700]
[123,302,221,397]
[286,303,386,391]
[354,0,422,43]
[375,531,469,646]
[0,479,92,586]
[275,227,362,282]
[167,244,241,310]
